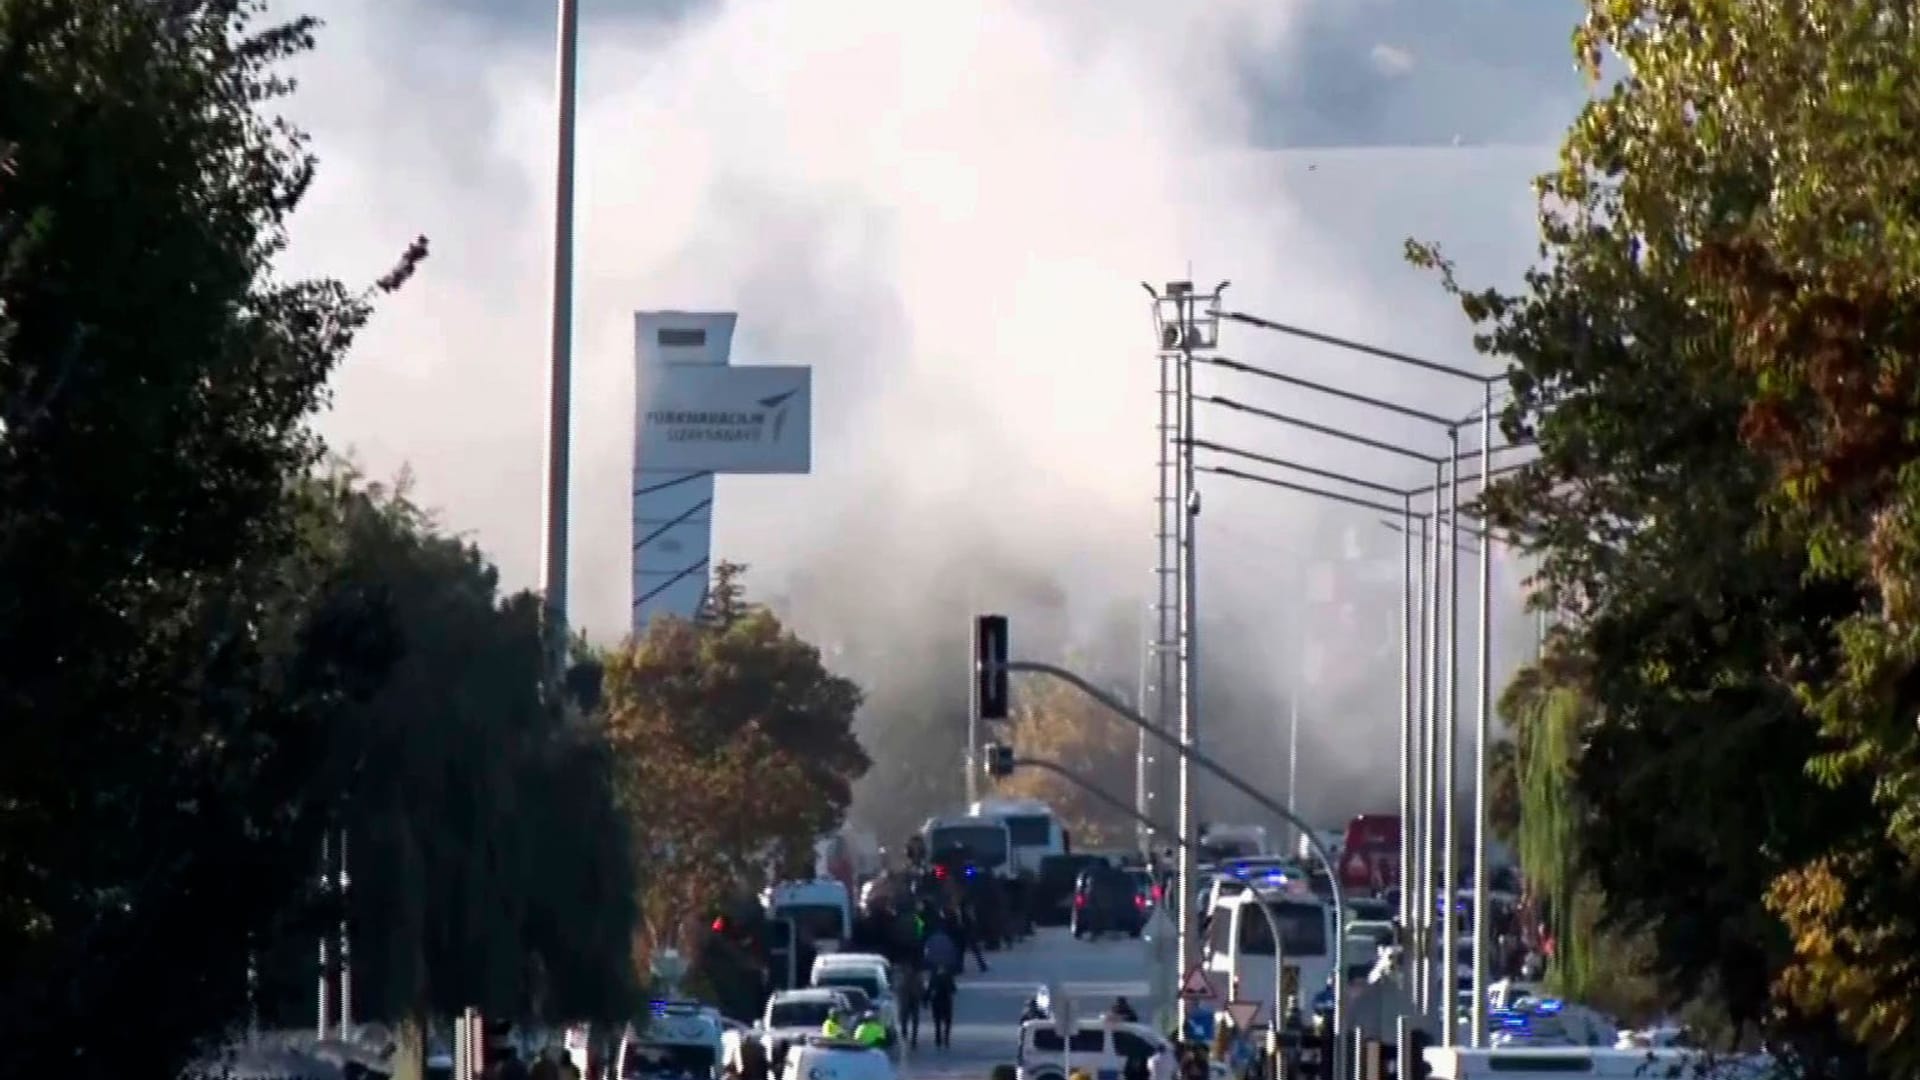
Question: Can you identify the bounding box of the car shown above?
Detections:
[754,987,857,1069]
[1071,865,1144,939]
[809,958,898,1042]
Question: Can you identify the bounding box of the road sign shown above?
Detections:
[1179,965,1220,1000]
[1224,1000,1263,1030]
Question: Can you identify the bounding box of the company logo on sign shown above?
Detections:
[646,387,800,446]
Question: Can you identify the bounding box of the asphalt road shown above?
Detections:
[899,925,1166,1080]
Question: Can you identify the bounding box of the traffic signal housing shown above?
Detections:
[975,614,1009,720]
[984,742,1015,778]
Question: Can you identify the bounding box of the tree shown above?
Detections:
[1550,5,1920,1061]
[315,473,636,1036]
[993,673,1137,846]
[0,2,422,1076]
[602,563,868,966]
[1406,0,1897,1054]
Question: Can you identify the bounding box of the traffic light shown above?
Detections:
[975,614,1009,720]
[984,742,1015,778]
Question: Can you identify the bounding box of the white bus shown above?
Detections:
[968,796,1066,873]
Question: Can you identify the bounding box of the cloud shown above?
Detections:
[278,0,1578,835]
[1370,44,1416,78]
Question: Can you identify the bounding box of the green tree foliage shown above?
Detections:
[318,474,637,1029]
[1407,1,1904,1058]
[1552,4,1920,1059]
[603,562,869,964]
[0,2,422,1076]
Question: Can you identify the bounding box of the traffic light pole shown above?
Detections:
[988,655,1348,1064]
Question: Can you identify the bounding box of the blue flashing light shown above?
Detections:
[1535,998,1564,1014]
[964,866,977,878]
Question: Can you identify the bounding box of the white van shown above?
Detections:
[762,879,853,951]
[1420,1047,1775,1079]
[1013,1019,1177,1080]
[969,796,1066,873]
[616,1002,726,1080]
[1203,888,1337,1026]
[921,814,1015,881]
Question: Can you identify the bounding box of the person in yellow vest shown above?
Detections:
[852,1012,887,1049]
[821,1008,851,1040]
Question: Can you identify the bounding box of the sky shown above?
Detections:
[277,0,1589,832]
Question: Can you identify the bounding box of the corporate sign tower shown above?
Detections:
[632,311,812,632]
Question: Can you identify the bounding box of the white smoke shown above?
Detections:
[278,0,1573,836]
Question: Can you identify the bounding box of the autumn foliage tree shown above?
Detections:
[992,671,1136,846]
[601,563,869,965]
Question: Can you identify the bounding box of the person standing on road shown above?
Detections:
[922,920,958,975]
[896,964,925,1050]
[926,966,958,1049]
[959,903,989,973]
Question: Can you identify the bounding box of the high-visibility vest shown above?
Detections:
[822,1018,848,1039]
[853,1020,886,1047]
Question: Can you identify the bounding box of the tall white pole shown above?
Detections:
[316,833,332,1040]
[1174,290,1199,1030]
[1136,601,1152,853]
[1470,387,1495,1045]
[1398,502,1415,939]
[338,828,352,1037]
[1421,471,1442,1016]
[1287,689,1300,852]
[541,0,580,669]
[1440,429,1462,1046]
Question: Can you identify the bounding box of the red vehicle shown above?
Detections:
[1339,814,1401,895]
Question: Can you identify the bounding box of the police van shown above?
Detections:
[616,1001,727,1080]
[777,1035,895,1080]
[1203,887,1337,1028]
[762,879,854,953]
[921,814,1014,882]
[1420,1047,1775,1079]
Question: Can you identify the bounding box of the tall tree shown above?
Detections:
[603,564,868,964]
[317,474,637,1032]
[1406,0,1894,1056]
[1551,4,1920,1059]
[0,2,421,1076]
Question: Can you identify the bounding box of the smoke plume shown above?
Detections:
[277,0,1582,843]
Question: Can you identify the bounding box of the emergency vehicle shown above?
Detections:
[616,1001,726,1080]
[762,879,854,953]
[968,796,1066,873]
[1420,1046,1775,1079]
[776,1035,895,1080]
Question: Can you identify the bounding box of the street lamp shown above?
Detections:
[543,0,581,675]
[1206,311,1513,1047]
[1194,394,1457,1031]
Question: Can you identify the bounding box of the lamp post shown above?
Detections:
[1202,314,1511,1046]
[1194,395,1452,1025]
[542,0,580,675]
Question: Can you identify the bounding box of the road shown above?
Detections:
[900,926,1166,1080]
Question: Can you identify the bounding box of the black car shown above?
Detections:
[1034,853,1110,926]
[1071,865,1144,939]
